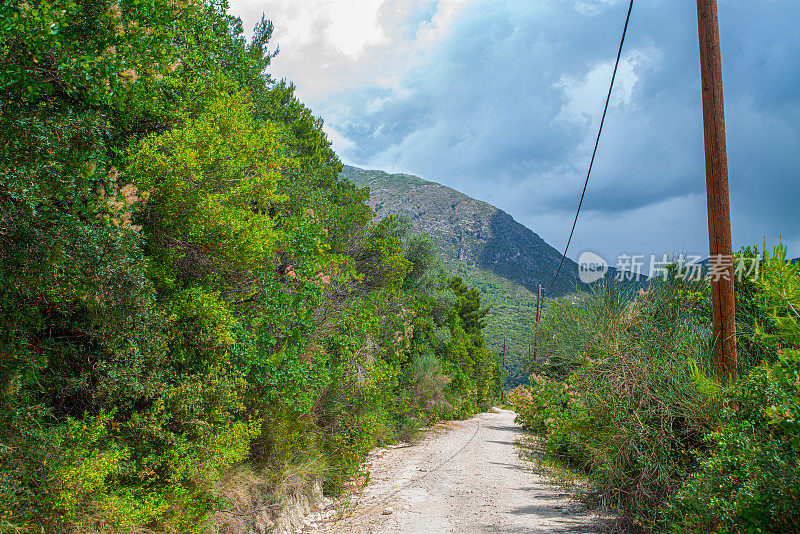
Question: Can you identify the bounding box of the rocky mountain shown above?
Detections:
[341,165,585,296]
[341,165,586,386]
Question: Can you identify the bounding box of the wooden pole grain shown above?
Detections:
[501,336,507,402]
[696,0,737,382]
[534,285,542,364]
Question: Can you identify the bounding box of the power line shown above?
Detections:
[547,0,635,292]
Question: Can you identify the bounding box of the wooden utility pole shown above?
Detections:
[696,0,737,382]
[534,285,542,364]
[500,337,507,402]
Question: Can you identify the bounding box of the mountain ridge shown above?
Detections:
[341,164,585,297]
[340,164,586,386]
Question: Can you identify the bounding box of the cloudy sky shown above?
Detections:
[228,0,799,263]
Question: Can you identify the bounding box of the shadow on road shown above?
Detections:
[485,440,516,446]
[483,424,521,432]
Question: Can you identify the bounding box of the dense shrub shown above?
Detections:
[512,280,721,530]
[1,0,502,530]
[668,246,800,533]
[669,348,800,533]
[511,247,800,532]
[508,377,567,435]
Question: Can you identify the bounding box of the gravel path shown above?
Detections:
[311,409,601,534]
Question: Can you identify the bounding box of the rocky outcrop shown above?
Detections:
[341,165,584,296]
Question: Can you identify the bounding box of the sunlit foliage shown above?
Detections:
[0,0,500,530]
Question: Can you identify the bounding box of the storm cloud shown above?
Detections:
[229,0,800,262]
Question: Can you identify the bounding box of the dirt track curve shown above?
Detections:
[311,409,601,534]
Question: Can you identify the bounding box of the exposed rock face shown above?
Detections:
[341,165,590,388]
[341,165,584,296]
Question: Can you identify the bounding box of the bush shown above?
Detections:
[511,246,800,533]
[669,348,800,533]
[1,0,502,529]
[666,246,800,533]
[508,378,567,435]
[511,279,720,530]
[399,353,452,434]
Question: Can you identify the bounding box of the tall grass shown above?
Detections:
[513,248,800,532]
[394,354,452,441]
[514,278,721,530]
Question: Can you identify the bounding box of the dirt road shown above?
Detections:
[312,409,600,534]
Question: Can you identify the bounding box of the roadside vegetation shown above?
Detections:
[0,1,501,531]
[510,245,800,532]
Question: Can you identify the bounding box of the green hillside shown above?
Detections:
[342,165,585,386]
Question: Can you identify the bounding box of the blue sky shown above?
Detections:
[228,0,799,262]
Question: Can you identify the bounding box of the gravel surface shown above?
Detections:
[309,409,602,534]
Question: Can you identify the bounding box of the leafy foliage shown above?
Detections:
[668,246,800,533]
[511,280,718,530]
[669,348,800,533]
[510,247,800,533]
[0,1,500,531]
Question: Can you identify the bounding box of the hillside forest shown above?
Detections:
[0,1,502,531]
[340,166,582,390]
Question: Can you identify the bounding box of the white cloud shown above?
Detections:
[556,47,659,126]
[228,0,476,104]
[574,0,622,17]
[225,0,800,259]
[234,0,385,55]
